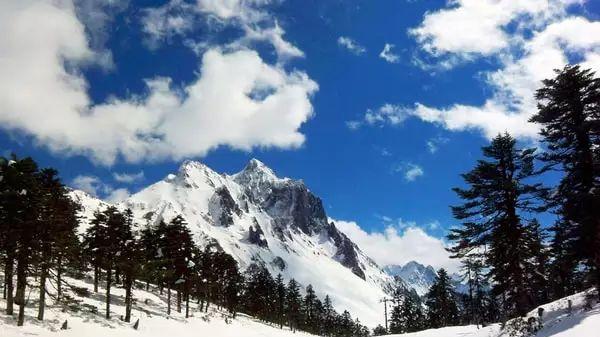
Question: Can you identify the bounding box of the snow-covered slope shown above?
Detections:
[0,271,318,337]
[73,159,397,326]
[387,289,600,337]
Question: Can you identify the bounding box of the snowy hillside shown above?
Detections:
[70,159,398,326]
[0,272,318,337]
[387,289,599,337]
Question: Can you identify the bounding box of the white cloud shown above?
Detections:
[196,0,270,20]
[141,0,195,47]
[71,175,104,197]
[409,0,600,140]
[366,104,412,126]
[426,136,449,154]
[337,36,366,55]
[345,120,362,130]
[334,219,460,273]
[410,0,565,59]
[113,171,145,184]
[105,188,131,203]
[0,1,318,166]
[379,43,399,63]
[346,104,413,129]
[141,0,302,60]
[71,174,130,203]
[398,163,424,181]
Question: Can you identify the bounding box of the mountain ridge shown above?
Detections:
[70,159,396,325]
[69,158,441,325]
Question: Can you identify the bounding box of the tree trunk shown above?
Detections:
[56,255,63,301]
[177,290,181,313]
[37,264,47,320]
[5,257,14,315]
[94,265,99,293]
[185,289,190,318]
[205,283,210,312]
[125,274,132,322]
[167,287,171,316]
[16,257,26,326]
[106,268,112,319]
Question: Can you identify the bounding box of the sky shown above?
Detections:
[1,0,599,272]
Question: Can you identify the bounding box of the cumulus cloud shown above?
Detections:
[334,219,460,273]
[141,0,303,59]
[0,1,317,166]
[379,43,399,63]
[409,0,600,140]
[410,0,564,59]
[113,171,145,184]
[105,188,131,203]
[141,0,195,47]
[71,175,130,203]
[337,36,366,55]
[71,175,104,197]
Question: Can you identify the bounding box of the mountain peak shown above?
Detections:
[245,158,274,174]
[173,160,222,187]
[234,158,279,183]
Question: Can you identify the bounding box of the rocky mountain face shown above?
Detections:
[385,261,469,297]
[384,261,438,296]
[71,159,398,325]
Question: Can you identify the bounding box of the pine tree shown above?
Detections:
[286,279,302,332]
[83,210,108,294]
[448,133,548,317]
[524,219,550,306]
[460,255,488,326]
[101,206,131,319]
[530,65,600,299]
[425,268,459,328]
[388,302,403,334]
[322,295,335,336]
[401,294,424,333]
[547,219,580,299]
[8,157,41,326]
[274,274,286,328]
[35,168,80,320]
[117,209,142,322]
[159,216,194,315]
[304,284,317,332]
[372,324,387,336]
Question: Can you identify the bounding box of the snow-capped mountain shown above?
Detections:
[70,159,399,326]
[385,261,469,297]
[384,261,438,296]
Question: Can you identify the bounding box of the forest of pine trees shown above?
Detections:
[1,65,599,336]
[448,65,600,324]
[378,65,600,336]
[0,155,369,336]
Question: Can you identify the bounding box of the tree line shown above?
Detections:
[0,154,369,335]
[375,65,600,335]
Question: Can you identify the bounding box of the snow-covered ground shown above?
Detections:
[0,273,316,337]
[1,271,598,337]
[388,289,599,337]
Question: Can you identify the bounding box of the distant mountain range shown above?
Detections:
[385,261,469,296]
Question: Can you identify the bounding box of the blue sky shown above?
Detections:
[1,0,599,269]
